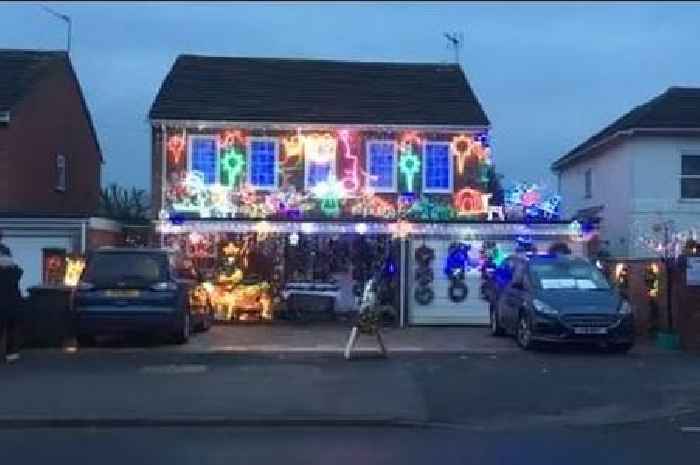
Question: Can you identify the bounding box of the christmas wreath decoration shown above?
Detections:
[414,286,435,305]
[414,244,435,265]
[448,279,469,303]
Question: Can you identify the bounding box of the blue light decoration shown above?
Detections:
[383,256,398,277]
[170,213,185,225]
[444,242,472,279]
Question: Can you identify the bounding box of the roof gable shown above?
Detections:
[0,49,102,162]
[149,55,490,127]
[552,87,700,171]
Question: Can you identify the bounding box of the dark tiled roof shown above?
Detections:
[0,49,102,161]
[552,87,700,171]
[149,55,490,126]
[0,49,67,111]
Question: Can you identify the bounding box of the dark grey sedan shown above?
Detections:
[489,254,635,352]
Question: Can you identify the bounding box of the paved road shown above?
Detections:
[2,348,699,430]
[1,421,699,465]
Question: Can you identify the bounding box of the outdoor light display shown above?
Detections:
[505,182,562,221]
[63,255,86,287]
[162,127,513,222]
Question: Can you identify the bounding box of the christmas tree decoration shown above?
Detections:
[399,150,421,193]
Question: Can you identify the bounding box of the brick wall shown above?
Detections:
[0,60,101,215]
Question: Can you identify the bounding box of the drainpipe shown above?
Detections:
[160,123,167,248]
[400,237,407,328]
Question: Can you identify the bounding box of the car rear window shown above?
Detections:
[83,253,169,286]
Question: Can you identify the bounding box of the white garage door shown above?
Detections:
[3,236,72,295]
[407,238,561,325]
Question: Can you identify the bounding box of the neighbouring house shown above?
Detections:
[0,49,121,292]
[552,86,700,259]
[149,55,578,326]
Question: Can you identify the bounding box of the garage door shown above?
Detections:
[3,236,72,295]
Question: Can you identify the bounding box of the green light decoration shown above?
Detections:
[221,148,245,187]
[399,151,421,192]
[490,247,506,267]
[312,176,345,217]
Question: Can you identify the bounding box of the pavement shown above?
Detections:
[48,322,674,355]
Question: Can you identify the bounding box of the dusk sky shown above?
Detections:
[2,1,699,193]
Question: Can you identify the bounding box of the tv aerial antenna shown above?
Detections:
[444,31,464,65]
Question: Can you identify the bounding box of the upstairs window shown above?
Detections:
[55,154,66,192]
[304,136,337,189]
[366,140,397,192]
[584,168,592,199]
[189,136,218,185]
[681,155,700,199]
[248,138,278,190]
[423,142,452,193]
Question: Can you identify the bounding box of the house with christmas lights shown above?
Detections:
[553,86,700,259]
[0,49,120,293]
[149,54,579,326]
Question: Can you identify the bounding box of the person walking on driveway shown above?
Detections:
[0,243,24,363]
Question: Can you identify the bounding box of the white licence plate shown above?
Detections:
[574,327,607,335]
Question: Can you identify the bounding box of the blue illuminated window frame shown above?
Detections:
[422,141,452,193]
[366,140,397,193]
[188,135,219,185]
[247,137,279,190]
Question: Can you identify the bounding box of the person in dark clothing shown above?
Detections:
[0,245,23,363]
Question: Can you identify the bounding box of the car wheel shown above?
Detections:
[516,312,535,350]
[489,302,504,336]
[173,312,190,345]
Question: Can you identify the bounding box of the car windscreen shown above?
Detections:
[529,260,611,290]
[82,253,168,287]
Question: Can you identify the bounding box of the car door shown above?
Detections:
[501,258,527,331]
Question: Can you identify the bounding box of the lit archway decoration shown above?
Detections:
[221,147,245,187]
[168,136,186,165]
[454,188,491,215]
[399,150,420,193]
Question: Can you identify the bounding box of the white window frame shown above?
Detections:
[247,136,279,191]
[55,153,66,192]
[584,168,592,199]
[680,154,700,201]
[304,141,337,190]
[422,141,453,194]
[365,139,398,193]
[187,134,220,185]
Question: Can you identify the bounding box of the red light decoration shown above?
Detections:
[339,130,360,192]
[400,131,422,152]
[521,189,541,207]
[220,130,245,148]
[168,136,186,165]
[454,188,491,215]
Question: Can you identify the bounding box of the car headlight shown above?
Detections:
[533,299,558,315]
[619,300,632,314]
